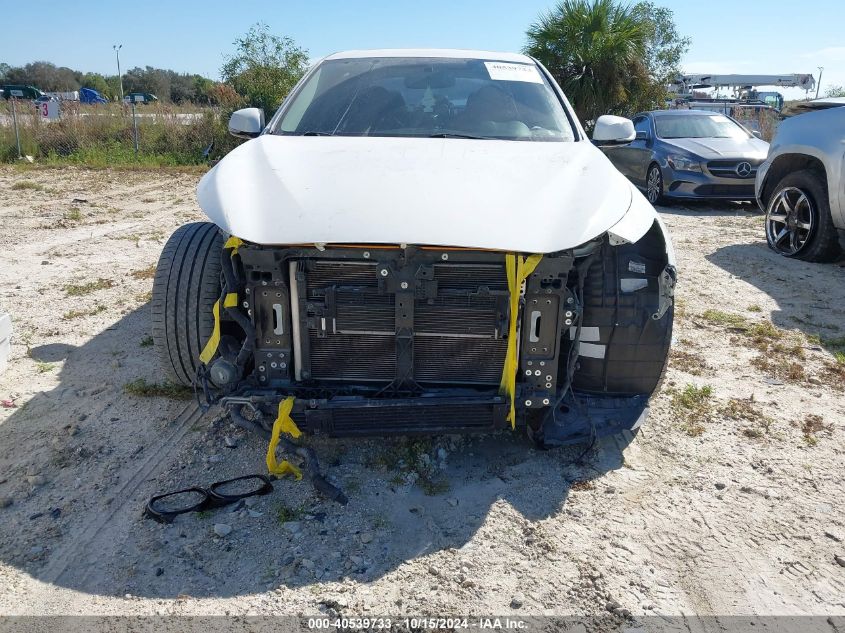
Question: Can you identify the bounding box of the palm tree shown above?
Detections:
[525,0,650,126]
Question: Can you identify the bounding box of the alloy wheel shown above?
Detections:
[647,166,662,203]
[765,187,814,256]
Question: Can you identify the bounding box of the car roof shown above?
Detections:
[324,49,534,63]
[809,96,845,106]
[781,97,845,116]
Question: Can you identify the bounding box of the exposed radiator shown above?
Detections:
[301,259,508,385]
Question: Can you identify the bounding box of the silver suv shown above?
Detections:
[756,101,845,262]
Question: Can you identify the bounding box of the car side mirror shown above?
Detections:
[635,130,650,141]
[751,130,762,139]
[593,115,636,145]
[228,107,265,139]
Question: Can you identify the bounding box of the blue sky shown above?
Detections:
[3,0,843,98]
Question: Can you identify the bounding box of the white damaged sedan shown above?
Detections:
[153,49,676,448]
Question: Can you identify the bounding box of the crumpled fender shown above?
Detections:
[607,182,676,265]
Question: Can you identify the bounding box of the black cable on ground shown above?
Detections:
[228,407,348,506]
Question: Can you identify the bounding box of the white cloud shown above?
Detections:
[801,46,845,62]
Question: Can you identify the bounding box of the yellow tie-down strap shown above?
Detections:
[266,396,303,479]
[499,253,543,428]
[198,292,239,365]
[224,236,243,256]
[197,236,245,365]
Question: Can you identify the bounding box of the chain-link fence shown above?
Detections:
[0,99,241,165]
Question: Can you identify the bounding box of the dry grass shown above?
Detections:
[702,310,807,383]
[720,397,772,438]
[11,180,44,191]
[803,334,845,388]
[670,349,708,375]
[756,108,780,142]
[63,278,114,296]
[671,384,714,436]
[800,414,832,446]
[745,323,805,381]
[61,303,106,321]
[750,356,805,382]
[820,336,845,363]
[0,105,239,167]
[130,265,157,280]
[745,321,785,348]
[701,309,748,329]
[63,207,83,222]
[819,361,845,390]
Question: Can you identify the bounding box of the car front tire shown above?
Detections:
[151,222,224,386]
[764,170,842,262]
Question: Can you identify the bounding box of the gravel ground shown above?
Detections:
[0,167,843,625]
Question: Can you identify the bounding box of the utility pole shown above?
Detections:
[113,44,124,102]
[816,67,824,99]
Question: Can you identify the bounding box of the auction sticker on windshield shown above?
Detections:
[484,61,543,83]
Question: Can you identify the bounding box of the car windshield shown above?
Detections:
[273,57,575,141]
[654,114,749,140]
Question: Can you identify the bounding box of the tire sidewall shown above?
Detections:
[765,170,833,261]
[647,164,663,204]
[151,222,224,386]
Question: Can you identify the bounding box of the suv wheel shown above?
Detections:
[151,222,224,385]
[765,170,842,262]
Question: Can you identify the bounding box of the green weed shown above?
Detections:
[11,180,43,191]
[671,384,714,436]
[123,378,192,399]
[63,278,114,296]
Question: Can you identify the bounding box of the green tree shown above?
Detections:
[633,2,689,83]
[103,75,122,100]
[193,76,216,104]
[824,85,845,98]
[3,61,80,91]
[124,66,171,100]
[80,72,110,95]
[525,0,689,126]
[221,23,309,114]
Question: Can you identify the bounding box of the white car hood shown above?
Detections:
[197,135,635,253]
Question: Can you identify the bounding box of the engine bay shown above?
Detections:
[197,228,673,443]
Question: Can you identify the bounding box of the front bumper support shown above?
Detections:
[539,394,649,447]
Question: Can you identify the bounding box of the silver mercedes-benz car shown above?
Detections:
[600,109,769,203]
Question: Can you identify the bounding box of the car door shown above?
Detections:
[626,116,655,187]
[604,115,653,185]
